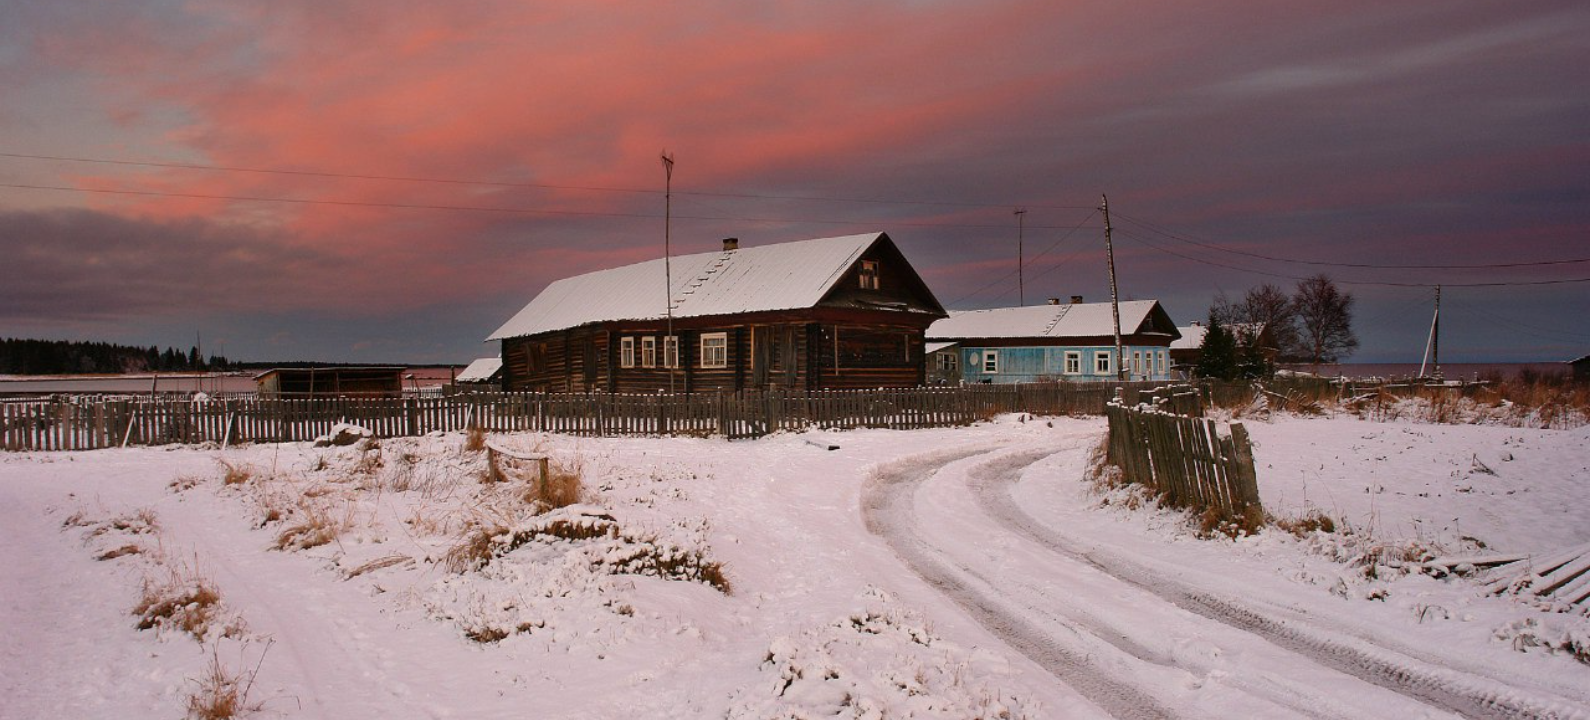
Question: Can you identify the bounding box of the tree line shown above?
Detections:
[0,338,234,375]
[1195,274,1358,380]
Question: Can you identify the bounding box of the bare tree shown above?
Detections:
[1214,283,1300,360]
[1293,274,1357,365]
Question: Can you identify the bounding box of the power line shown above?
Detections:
[1114,211,1590,270]
[0,182,1103,232]
[1113,228,1590,288]
[0,150,1095,211]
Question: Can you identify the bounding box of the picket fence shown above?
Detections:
[1104,399,1262,521]
[1,382,1172,452]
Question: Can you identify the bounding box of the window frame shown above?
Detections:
[859,260,880,290]
[662,335,679,369]
[700,332,728,369]
[939,352,958,372]
[982,349,999,374]
[640,336,657,368]
[1094,350,1113,375]
[619,337,635,369]
[1063,350,1082,375]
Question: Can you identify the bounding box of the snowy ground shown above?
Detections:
[1,412,1587,719]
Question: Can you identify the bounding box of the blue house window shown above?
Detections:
[1094,351,1112,375]
[982,350,999,373]
[1063,351,1081,375]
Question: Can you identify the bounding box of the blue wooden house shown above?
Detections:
[926,297,1181,384]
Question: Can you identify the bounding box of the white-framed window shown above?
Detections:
[641,336,657,368]
[939,352,958,372]
[982,349,999,374]
[1156,350,1166,375]
[1094,350,1113,375]
[662,336,679,368]
[700,333,728,368]
[619,337,635,368]
[859,260,880,290]
[1133,351,1142,376]
[1063,350,1082,375]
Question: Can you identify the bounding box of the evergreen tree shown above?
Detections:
[1195,319,1239,380]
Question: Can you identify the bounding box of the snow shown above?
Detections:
[487,233,929,341]
[2,412,1587,719]
[928,300,1166,340]
[455,357,502,383]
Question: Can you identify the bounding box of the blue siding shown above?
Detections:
[960,345,1174,384]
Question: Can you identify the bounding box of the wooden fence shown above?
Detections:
[1104,399,1262,522]
[2,382,1175,452]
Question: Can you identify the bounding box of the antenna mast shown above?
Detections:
[661,151,676,393]
[1014,207,1027,306]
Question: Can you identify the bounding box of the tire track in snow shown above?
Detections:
[970,444,1590,720]
[862,445,1180,720]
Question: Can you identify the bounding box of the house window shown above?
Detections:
[700,333,728,369]
[1156,351,1165,375]
[620,337,635,368]
[939,352,958,372]
[1133,351,1142,376]
[982,350,999,374]
[859,260,880,290]
[1094,351,1112,375]
[641,336,657,368]
[662,336,679,368]
[1063,351,1082,375]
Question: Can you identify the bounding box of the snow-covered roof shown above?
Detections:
[927,300,1176,341]
[925,341,959,354]
[489,233,920,341]
[455,357,502,383]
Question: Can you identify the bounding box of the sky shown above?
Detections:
[1,0,1587,365]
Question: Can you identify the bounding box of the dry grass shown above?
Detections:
[86,508,160,538]
[183,645,266,720]
[97,544,143,561]
[1196,505,1266,539]
[463,426,488,453]
[134,566,239,642]
[273,502,350,551]
[219,462,255,486]
[343,554,413,579]
[526,463,585,510]
[1275,510,1338,537]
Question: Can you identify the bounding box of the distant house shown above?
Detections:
[1169,321,1274,372]
[1571,354,1590,382]
[454,357,503,386]
[926,297,1180,384]
[487,233,947,392]
[254,366,406,397]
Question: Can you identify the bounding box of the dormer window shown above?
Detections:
[859,260,880,290]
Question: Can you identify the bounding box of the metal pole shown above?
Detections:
[1014,207,1027,306]
[1101,194,1125,380]
[662,152,676,393]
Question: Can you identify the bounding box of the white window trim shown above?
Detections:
[982,349,999,374]
[1133,351,1142,376]
[1063,350,1082,375]
[700,332,728,369]
[641,336,657,368]
[939,352,958,371]
[662,335,679,369]
[1094,350,1112,375]
[619,337,635,369]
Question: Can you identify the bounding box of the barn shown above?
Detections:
[487,233,947,393]
[926,297,1180,384]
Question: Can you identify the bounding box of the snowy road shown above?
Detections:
[862,441,1590,720]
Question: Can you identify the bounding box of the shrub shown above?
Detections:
[183,645,265,720]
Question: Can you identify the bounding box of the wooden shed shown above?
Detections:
[254,366,407,397]
[487,233,947,393]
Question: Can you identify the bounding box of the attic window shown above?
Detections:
[859,260,880,290]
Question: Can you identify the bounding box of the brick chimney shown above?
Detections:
[722,238,739,251]
[1070,295,1084,304]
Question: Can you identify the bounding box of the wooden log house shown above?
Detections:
[487,233,948,393]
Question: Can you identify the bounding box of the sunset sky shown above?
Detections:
[2,1,1587,365]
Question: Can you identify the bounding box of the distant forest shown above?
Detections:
[0,338,234,375]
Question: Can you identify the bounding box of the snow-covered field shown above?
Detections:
[1,412,1587,719]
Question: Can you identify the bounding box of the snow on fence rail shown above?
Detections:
[1,382,1169,451]
[1104,397,1263,523]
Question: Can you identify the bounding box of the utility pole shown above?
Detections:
[661,151,676,393]
[1014,207,1027,306]
[1101,194,1125,381]
[1420,285,1441,379]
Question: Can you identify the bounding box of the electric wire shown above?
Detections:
[943,209,1097,306]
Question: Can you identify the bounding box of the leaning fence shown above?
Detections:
[1104,397,1262,523]
[2,382,1176,452]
